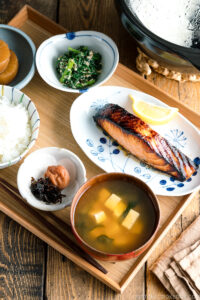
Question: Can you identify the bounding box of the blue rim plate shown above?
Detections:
[70,86,200,196]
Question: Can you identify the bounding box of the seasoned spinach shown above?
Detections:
[56,46,102,89]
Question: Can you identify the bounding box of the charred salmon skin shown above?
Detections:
[93,103,198,181]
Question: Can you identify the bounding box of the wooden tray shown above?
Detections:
[0,5,199,293]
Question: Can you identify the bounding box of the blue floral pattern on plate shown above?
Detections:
[165,129,187,149]
[86,135,129,171]
[90,99,108,111]
[159,157,199,191]
[86,131,200,193]
[86,132,160,184]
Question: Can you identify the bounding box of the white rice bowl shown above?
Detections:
[0,85,40,169]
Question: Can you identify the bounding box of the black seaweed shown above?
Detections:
[30,177,65,204]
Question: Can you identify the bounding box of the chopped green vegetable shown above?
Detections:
[121,200,138,220]
[56,46,102,89]
[68,47,81,54]
[97,235,113,244]
[59,58,74,83]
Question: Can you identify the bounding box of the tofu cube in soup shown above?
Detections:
[122,209,140,230]
[105,193,121,210]
[90,210,106,224]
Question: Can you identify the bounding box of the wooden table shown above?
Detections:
[0,1,200,299]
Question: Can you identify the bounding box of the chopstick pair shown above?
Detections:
[0,177,108,274]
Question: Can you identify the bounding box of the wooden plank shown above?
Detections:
[0,0,57,24]
[179,81,200,113]
[146,218,183,298]
[45,247,145,300]
[0,212,45,299]
[8,6,64,35]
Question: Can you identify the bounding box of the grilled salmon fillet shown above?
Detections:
[93,103,198,181]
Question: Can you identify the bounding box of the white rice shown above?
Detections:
[127,0,200,47]
[0,96,31,163]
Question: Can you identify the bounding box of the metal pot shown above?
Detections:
[115,0,200,73]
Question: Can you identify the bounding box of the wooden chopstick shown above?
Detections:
[0,178,108,274]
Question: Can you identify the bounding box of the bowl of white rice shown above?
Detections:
[0,85,40,169]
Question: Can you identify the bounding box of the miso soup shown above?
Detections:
[74,177,157,254]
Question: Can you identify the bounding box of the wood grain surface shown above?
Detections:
[0,1,200,299]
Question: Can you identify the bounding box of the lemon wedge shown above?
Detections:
[129,95,179,125]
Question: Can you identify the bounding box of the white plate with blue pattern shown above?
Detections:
[70,86,200,196]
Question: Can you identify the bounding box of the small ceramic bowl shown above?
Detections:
[35,31,119,93]
[17,147,87,211]
[0,85,40,169]
[70,172,160,261]
[0,25,36,90]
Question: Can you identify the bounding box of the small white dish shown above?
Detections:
[36,31,119,93]
[17,147,87,211]
[0,85,40,169]
[70,86,200,196]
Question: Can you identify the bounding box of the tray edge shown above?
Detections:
[5,4,200,293]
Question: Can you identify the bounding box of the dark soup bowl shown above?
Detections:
[70,173,160,261]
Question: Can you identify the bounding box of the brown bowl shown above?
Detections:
[70,172,160,261]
